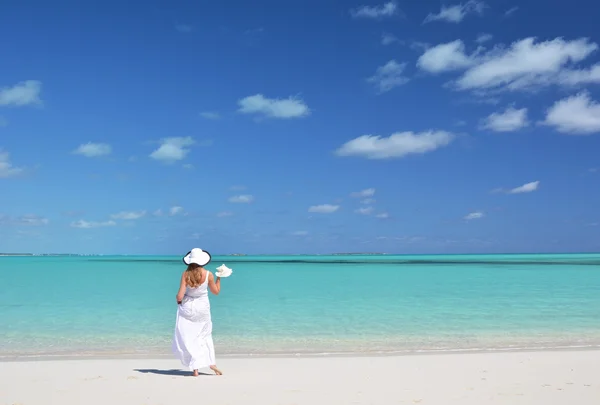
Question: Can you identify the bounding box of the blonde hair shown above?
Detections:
[185,263,204,288]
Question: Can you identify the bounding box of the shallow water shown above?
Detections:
[1,253,600,358]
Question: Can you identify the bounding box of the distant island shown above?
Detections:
[0,253,89,257]
[331,253,387,256]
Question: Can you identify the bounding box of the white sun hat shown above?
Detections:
[183,248,212,267]
[215,264,233,278]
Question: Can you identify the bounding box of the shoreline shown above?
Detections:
[4,344,600,363]
[3,350,599,404]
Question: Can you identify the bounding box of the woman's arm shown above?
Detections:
[208,272,221,295]
[176,272,187,304]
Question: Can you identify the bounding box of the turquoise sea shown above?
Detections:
[1,253,600,359]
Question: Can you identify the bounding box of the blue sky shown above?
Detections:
[1,0,599,255]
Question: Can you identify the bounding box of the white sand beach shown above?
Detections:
[1,350,599,404]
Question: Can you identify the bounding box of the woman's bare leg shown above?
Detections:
[192,369,199,377]
[210,365,222,375]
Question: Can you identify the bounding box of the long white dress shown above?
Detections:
[172,272,216,370]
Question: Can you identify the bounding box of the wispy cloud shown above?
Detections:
[419,37,600,94]
[200,111,220,120]
[0,149,25,178]
[350,1,399,19]
[0,214,49,226]
[504,6,519,17]
[110,211,146,220]
[71,219,116,229]
[351,188,375,198]
[464,211,484,220]
[367,60,410,93]
[475,33,493,44]
[381,33,400,45]
[238,94,310,119]
[169,206,184,216]
[0,80,42,106]
[308,204,339,213]
[423,1,486,24]
[335,130,455,159]
[73,142,112,157]
[150,137,195,163]
[508,181,540,194]
[481,107,529,132]
[229,195,254,203]
[355,206,374,215]
[541,92,600,134]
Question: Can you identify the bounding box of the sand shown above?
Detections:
[1,350,599,404]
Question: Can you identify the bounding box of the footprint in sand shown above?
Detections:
[127,376,138,380]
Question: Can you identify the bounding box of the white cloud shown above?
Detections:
[423,1,486,24]
[556,64,600,86]
[237,94,310,119]
[291,230,309,236]
[335,130,455,159]
[229,194,254,203]
[216,211,234,217]
[0,80,42,106]
[150,137,195,163]
[541,92,600,134]
[417,40,475,73]
[110,211,146,220]
[200,111,220,120]
[0,215,49,226]
[20,215,49,226]
[464,211,484,220]
[73,142,112,157]
[509,181,540,194]
[0,149,24,178]
[481,107,529,132]
[308,204,339,213]
[504,6,519,17]
[71,219,117,229]
[381,33,399,45]
[375,212,389,219]
[476,33,493,44]
[351,188,375,198]
[355,206,374,215]
[153,209,163,217]
[367,60,409,93]
[169,206,184,216]
[453,37,599,92]
[361,198,376,204]
[350,1,399,19]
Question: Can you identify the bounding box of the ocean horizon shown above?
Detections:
[2,253,600,360]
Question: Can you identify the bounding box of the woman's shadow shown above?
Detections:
[134,369,211,377]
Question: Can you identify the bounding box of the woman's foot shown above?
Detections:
[210,365,223,375]
[192,369,199,377]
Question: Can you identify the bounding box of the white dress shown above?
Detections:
[172,271,216,370]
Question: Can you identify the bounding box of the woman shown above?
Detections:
[172,248,223,376]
